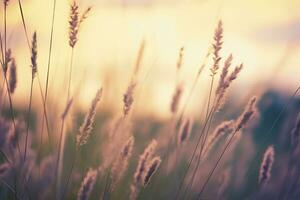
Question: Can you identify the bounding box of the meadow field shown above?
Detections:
[0,0,299,199]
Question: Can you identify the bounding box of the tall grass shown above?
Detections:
[24,31,37,162]
[0,1,300,200]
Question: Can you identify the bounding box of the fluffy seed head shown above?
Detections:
[31,32,38,78]
[134,140,157,185]
[69,1,79,48]
[225,64,243,83]
[130,140,157,200]
[8,58,17,94]
[120,136,134,158]
[210,20,223,76]
[77,169,98,200]
[203,120,235,159]
[69,1,91,48]
[178,118,192,145]
[123,81,136,116]
[235,96,257,132]
[79,7,92,26]
[215,63,243,110]
[177,47,184,70]
[170,85,183,114]
[111,136,134,189]
[143,157,161,187]
[216,54,233,95]
[259,146,275,184]
[77,88,102,147]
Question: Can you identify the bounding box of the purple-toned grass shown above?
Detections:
[0,4,299,200]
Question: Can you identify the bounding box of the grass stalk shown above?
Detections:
[38,0,57,166]
[181,77,217,200]
[60,151,78,200]
[54,118,66,198]
[24,77,34,161]
[174,107,215,200]
[17,0,30,49]
[67,48,74,101]
[197,129,239,198]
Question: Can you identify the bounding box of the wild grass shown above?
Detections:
[0,1,299,200]
[24,31,37,162]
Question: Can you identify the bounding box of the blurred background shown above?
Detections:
[1,1,300,199]
[2,0,299,118]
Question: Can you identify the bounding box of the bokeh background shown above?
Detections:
[3,0,299,117]
[1,1,300,199]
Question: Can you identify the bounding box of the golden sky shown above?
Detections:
[1,0,300,117]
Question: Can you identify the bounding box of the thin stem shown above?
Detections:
[45,0,57,102]
[165,115,177,170]
[4,3,7,61]
[53,46,76,200]
[185,112,216,200]
[17,0,54,158]
[174,107,215,200]
[0,149,11,164]
[0,32,4,67]
[17,0,53,146]
[197,129,238,199]
[181,76,216,200]
[177,73,199,122]
[54,119,66,198]
[60,151,77,200]
[17,0,31,49]
[37,74,51,144]
[67,48,74,101]
[175,13,223,198]
[16,9,54,199]
[151,115,177,189]
[38,0,57,172]
[15,6,49,170]
[0,33,5,110]
[19,163,35,200]
[204,76,215,123]
[199,78,217,156]
[177,50,210,126]
[24,77,34,162]
[188,95,219,200]
[57,48,76,200]
[36,74,52,178]
[1,179,20,200]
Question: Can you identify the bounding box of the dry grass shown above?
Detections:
[0,2,299,200]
